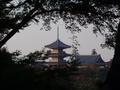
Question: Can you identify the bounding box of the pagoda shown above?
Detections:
[45,27,71,66]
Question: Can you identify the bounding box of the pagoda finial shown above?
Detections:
[57,25,59,40]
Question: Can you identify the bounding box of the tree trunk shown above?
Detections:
[105,22,120,90]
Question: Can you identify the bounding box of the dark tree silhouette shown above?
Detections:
[0,0,118,48]
[0,47,12,68]
[91,49,97,55]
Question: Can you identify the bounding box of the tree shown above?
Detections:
[0,47,13,71]
[11,50,22,62]
[0,0,22,40]
[27,50,49,61]
[70,34,80,66]
[91,49,97,55]
[0,0,115,47]
[1,0,120,89]
[16,49,50,65]
[0,0,117,47]
[0,0,74,48]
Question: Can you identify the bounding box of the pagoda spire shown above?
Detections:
[57,25,60,51]
[57,26,59,40]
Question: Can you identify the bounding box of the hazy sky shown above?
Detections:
[6,20,114,62]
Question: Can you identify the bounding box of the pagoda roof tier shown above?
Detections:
[45,39,71,49]
[59,51,71,57]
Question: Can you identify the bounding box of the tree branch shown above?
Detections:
[0,7,38,48]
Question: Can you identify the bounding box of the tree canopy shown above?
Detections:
[0,0,120,48]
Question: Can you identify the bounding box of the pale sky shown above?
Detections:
[5,20,114,62]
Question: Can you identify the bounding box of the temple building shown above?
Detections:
[45,39,71,66]
[33,27,105,69]
[76,54,105,69]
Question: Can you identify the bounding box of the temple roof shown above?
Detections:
[45,39,71,49]
[76,55,105,65]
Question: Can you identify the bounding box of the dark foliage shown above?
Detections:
[0,66,75,90]
[0,48,74,90]
[0,47,108,90]
[0,47,13,70]
[0,0,119,48]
